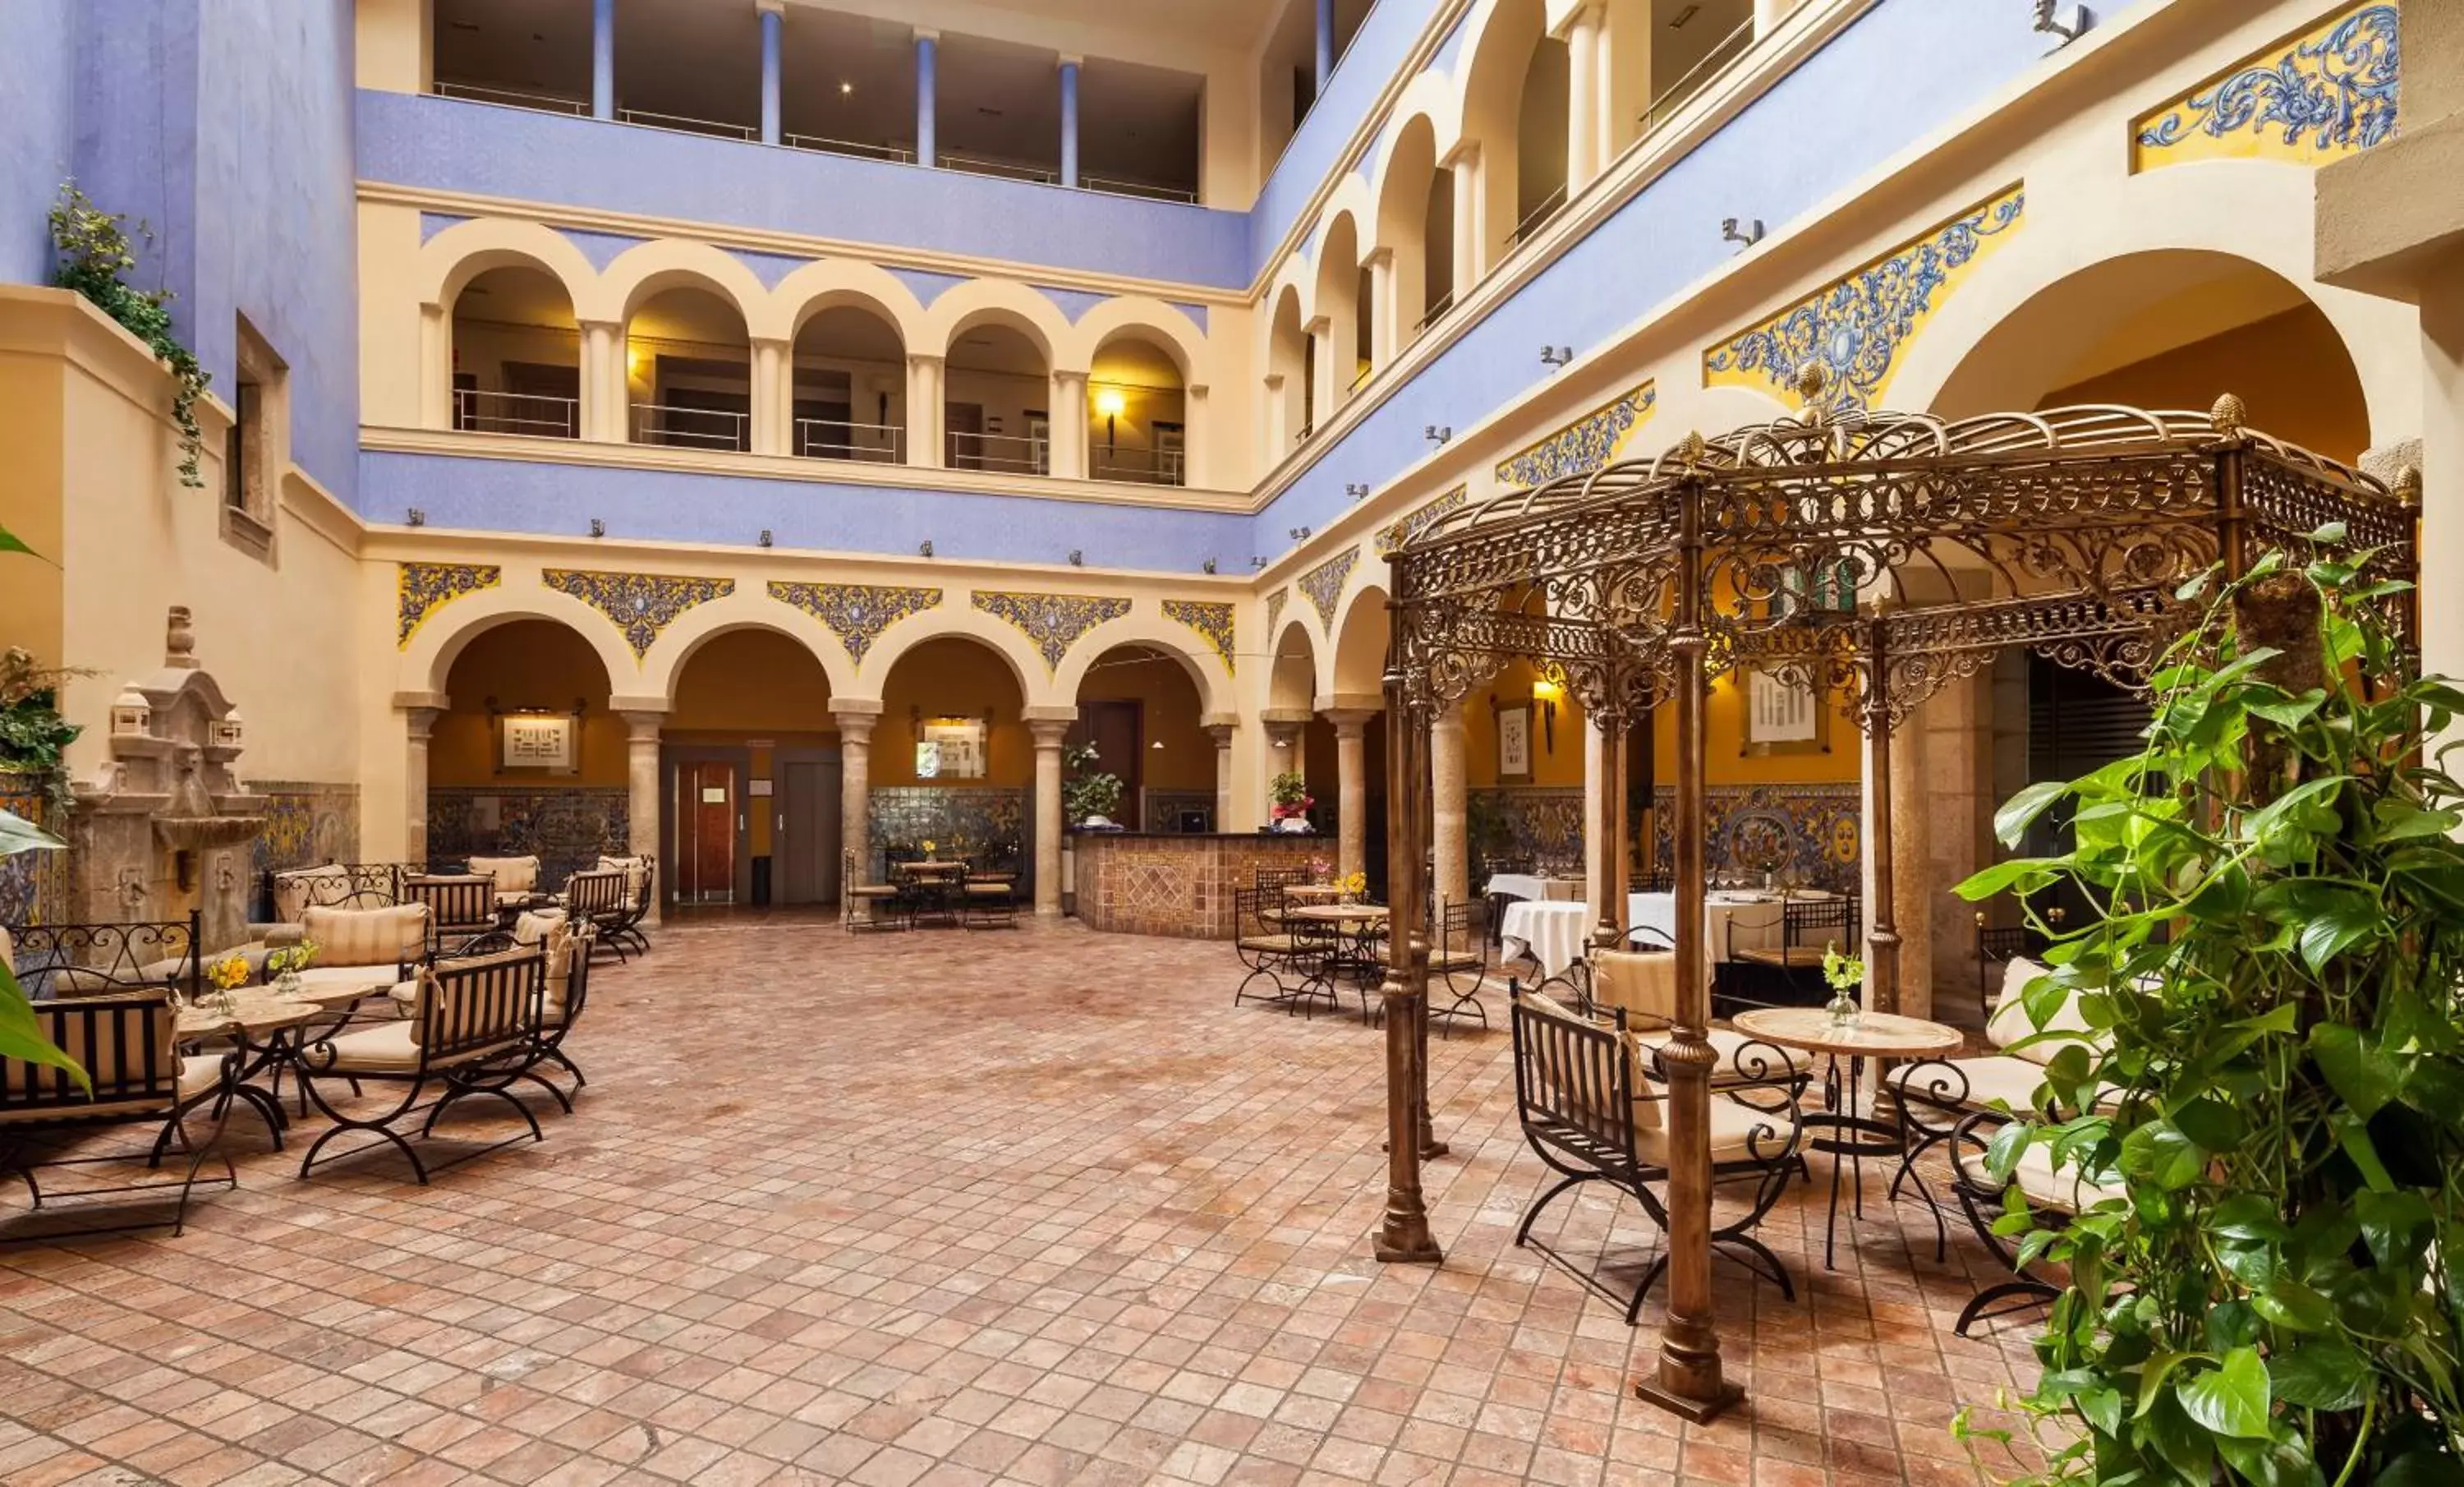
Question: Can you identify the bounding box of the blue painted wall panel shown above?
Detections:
[1251,0,1446,279]
[359,92,1253,290]
[0,1,76,287]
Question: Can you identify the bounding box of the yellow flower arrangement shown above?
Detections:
[206,954,251,992]
[922,838,938,857]
[1339,870,1368,900]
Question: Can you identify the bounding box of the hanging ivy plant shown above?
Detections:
[1953,544,2464,1485]
[48,182,209,487]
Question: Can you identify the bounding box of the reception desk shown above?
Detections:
[1070,831,1325,939]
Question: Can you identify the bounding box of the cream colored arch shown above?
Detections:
[1066,298,1207,387]
[860,601,1054,707]
[754,259,929,351]
[1887,163,2417,444]
[921,280,1073,371]
[402,582,638,697]
[1266,618,1321,712]
[1368,107,1451,250]
[582,238,770,328]
[1050,610,1230,715]
[416,217,600,314]
[1325,582,1393,697]
[636,587,860,702]
[1375,72,1464,185]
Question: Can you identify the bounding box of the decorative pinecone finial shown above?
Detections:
[1676,430,1708,469]
[2210,392,2247,436]
[1794,362,1829,405]
[2394,464,2423,509]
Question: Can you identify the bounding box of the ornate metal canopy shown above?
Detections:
[1389,394,2414,727]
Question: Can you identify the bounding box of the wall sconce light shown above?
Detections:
[1150,738,1165,750]
[918,539,935,558]
[2033,1,2089,44]
[1345,482,1370,500]
[1532,677,1560,752]
[405,507,426,527]
[1722,217,1764,249]
[758,529,774,548]
[1538,346,1571,369]
[1424,425,1451,445]
[1068,549,1085,567]
[1201,557,1218,574]
[1250,556,1270,570]
[1095,386,1127,450]
[588,517,605,537]
[1288,526,1312,541]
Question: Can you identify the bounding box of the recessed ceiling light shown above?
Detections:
[839,81,853,94]
[1668,4,1699,26]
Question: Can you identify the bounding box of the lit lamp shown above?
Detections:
[1095,386,1127,452]
[1532,676,1560,752]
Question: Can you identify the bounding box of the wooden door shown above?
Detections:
[779,758,842,905]
[676,761,738,901]
[1067,701,1143,829]
[945,403,984,468]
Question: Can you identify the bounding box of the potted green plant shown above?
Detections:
[1269,771,1315,833]
[1952,550,2464,1485]
[1062,741,1124,827]
[0,525,85,1089]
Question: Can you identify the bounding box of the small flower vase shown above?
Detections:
[1826,986,1861,1028]
[214,985,241,1018]
[275,969,304,1000]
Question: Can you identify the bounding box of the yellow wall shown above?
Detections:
[876,638,1032,786]
[431,620,625,788]
[1077,647,1212,790]
[1460,659,1588,788]
[2046,306,2371,463]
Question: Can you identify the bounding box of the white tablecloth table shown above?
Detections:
[1627,891,1792,976]
[1483,873,1584,904]
[1499,900,1592,978]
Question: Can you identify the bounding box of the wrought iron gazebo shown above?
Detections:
[1370,379,2415,1419]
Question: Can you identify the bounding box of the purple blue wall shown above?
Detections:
[1250,0,1446,279]
[0,2,76,287]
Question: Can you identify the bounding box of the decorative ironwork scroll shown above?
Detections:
[2133,3,2400,173]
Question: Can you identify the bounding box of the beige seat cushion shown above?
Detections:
[284,964,399,1006]
[848,884,899,898]
[301,905,431,969]
[1986,958,2099,1066]
[2007,1140,2125,1213]
[1238,934,1303,954]
[315,1021,424,1075]
[177,1053,223,1103]
[1634,1027,1814,1084]
[467,855,540,895]
[1634,1091,1796,1167]
[596,854,650,907]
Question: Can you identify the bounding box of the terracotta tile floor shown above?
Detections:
[0,918,2047,1485]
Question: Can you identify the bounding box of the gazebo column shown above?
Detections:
[1025,710,1077,916]
[1587,712,1627,949]
[1430,701,1469,911]
[1322,705,1380,882]
[617,705,666,926]
[396,694,447,870]
[1862,619,1903,1019]
[1373,674,1441,1263]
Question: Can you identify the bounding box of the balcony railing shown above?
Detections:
[617,107,757,142]
[1643,17,1757,132]
[1347,360,1375,396]
[797,418,904,464]
[784,132,917,164]
[433,81,588,115]
[945,430,1048,475]
[1090,446,1186,487]
[1413,288,1456,338]
[454,388,581,440]
[1083,174,1200,205]
[1505,184,1568,251]
[940,152,1056,186]
[632,403,749,452]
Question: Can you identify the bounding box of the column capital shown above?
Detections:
[578,316,623,334]
[1363,245,1395,269]
[1440,138,1483,171]
[756,0,784,13]
[1051,367,1088,385]
[752,334,791,353]
[1260,707,1312,728]
[392,690,450,714]
[1262,371,1285,392]
[830,697,886,717]
[906,352,945,370]
[1304,315,1331,338]
[615,708,667,740]
[1025,718,1075,748]
[832,698,885,740]
[1550,0,1605,39]
[1200,711,1240,731]
[1185,382,1209,400]
[1315,692,1382,716]
[1320,707,1380,735]
[1203,724,1236,746]
[1056,53,1083,70]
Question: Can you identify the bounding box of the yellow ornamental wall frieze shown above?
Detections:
[398,563,500,648]
[2132,3,2398,173]
[544,569,734,659]
[769,582,943,668]
[972,592,1132,671]
[1298,548,1360,630]
[1494,389,1654,490]
[1377,486,1469,556]
[1162,600,1237,674]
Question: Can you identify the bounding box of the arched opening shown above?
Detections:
[1069,645,1210,830]
[1326,591,1393,893]
[944,319,1051,474]
[627,283,753,451]
[1512,35,1570,249]
[431,619,620,886]
[449,264,581,439]
[875,637,1032,884]
[790,302,908,464]
[1375,116,1444,350]
[1267,284,1311,453]
[1267,619,1324,831]
[1314,213,1364,411]
[664,629,837,906]
[1458,0,1550,266]
[1087,332,1189,487]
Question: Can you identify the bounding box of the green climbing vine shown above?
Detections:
[48,182,209,486]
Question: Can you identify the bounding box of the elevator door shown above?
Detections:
[676,761,739,902]
[778,757,843,905]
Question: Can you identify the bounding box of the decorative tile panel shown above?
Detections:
[770,582,942,666]
[1377,486,1469,555]
[249,781,361,919]
[1706,186,2025,412]
[1493,386,1655,490]
[1297,547,1359,630]
[1072,832,1323,940]
[971,591,1131,671]
[1265,588,1289,634]
[0,770,69,927]
[398,563,499,648]
[1470,781,1862,891]
[1162,600,1236,674]
[866,786,1027,887]
[2133,4,2398,173]
[544,569,733,659]
[427,785,628,886]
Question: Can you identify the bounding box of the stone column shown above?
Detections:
[618,707,665,924]
[1583,716,1607,906]
[905,353,943,467]
[757,0,784,145]
[833,699,884,898]
[1363,246,1398,371]
[751,336,789,455]
[591,0,615,120]
[914,29,939,168]
[1203,715,1238,833]
[1306,315,1335,432]
[1182,384,1209,487]
[1057,56,1082,188]
[1050,369,1088,478]
[1561,3,1603,194]
[1322,707,1379,882]
[420,302,449,430]
[1024,708,1078,917]
[1261,709,1310,823]
[1446,142,1485,298]
[1431,702,1468,911]
[398,696,447,870]
[1262,372,1288,458]
[580,320,622,441]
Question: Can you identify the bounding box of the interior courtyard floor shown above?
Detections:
[0,918,2045,1487]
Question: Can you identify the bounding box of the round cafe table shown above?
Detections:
[1731,1006,1964,1270]
[1285,903,1390,998]
[176,992,322,1151]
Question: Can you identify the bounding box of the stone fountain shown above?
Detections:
[67,606,266,951]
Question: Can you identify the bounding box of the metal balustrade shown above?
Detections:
[1090,446,1186,487]
[945,430,1049,476]
[1083,174,1200,205]
[632,403,750,452]
[453,389,581,440]
[796,418,905,464]
[1506,184,1569,251]
[784,133,917,164]
[434,81,588,115]
[940,152,1056,186]
[1643,18,1756,131]
[617,107,757,142]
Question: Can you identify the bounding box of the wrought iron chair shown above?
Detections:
[448,916,595,1113]
[403,874,497,950]
[1720,894,1858,1013]
[594,854,655,957]
[1588,950,1814,1098]
[1232,886,1335,1017]
[1429,899,1494,1035]
[1508,984,1803,1319]
[842,848,907,932]
[295,946,548,1185]
[1944,1108,2121,1335]
[960,871,1018,929]
[559,868,632,962]
[264,863,403,924]
[4,914,206,1001]
[0,989,237,1240]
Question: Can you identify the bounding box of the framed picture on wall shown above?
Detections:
[1495,699,1534,784]
[1741,666,1829,756]
[493,703,582,776]
[917,716,988,780]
